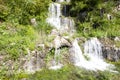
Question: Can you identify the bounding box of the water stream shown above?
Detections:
[46,0,74,33]
[47,0,73,70]
[70,38,114,71]
[47,0,114,71]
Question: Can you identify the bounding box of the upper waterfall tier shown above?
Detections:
[47,3,61,29]
[46,2,74,32]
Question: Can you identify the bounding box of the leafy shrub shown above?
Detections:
[0,0,51,24]
[0,22,36,59]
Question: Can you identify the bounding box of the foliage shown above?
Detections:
[0,0,120,80]
[0,0,51,24]
[3,65,120,80]
[0,22,37,59]
[71,0,120,37]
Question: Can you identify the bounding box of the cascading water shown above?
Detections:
[49,36,63,70]
[47,3,61,29]
[47,0,74,70]
[46,0,74,32]
[70,38,114,71]
[84,38,103,59]
[70,39,87,65]
[84,38,113,71]
[47,0,114,71]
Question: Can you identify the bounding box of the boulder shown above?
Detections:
[102,46,120,61]
[53,35,71,49]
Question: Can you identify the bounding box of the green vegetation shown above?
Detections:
[2,65,120,80]
[0,0,52,59]
[0,0,120,80]
[0,0,51,24]
[70,0,120,37]
[0,22,36,59]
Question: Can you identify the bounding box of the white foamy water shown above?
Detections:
[46,2,74,32]
[49,63,63,70]
[71,38,114,71]
[47,3,61,29]
[49,48,63,70]
[47,0,74,70]
[49,36,63,70]
[46,0,114,71]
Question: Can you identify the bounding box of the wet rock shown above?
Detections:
[62,5,71,17]
[23,49,45,73]
[102,46,120,61]
[53,35,71,49]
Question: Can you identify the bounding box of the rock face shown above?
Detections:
[2,37,120,73]
[100,37,120,62]
[53,35,71,49]
[102,46,120,62]
[23,49,45,73]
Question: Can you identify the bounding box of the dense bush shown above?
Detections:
[0,0,53,59]
[70,0,120,37]
[0,22,37,59]
[0,0,51,24]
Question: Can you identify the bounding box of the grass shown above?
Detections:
[0,0,120,80]
[76,18,120,38]
[2,65,120,80]
[0,22,36,59]
[74,0,120,38]
[0,21,53,60]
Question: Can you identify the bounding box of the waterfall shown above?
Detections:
[49,36,63,70]
[83,38,113,71]
[70,38,114,71]
[84,38,103,59]
[47,3,61,29]
[71,39,86,64]
[46,0,115,71]
[49,48,63,70]
[62,5,71,17]
[47,0,73,70]
[46,0,74,32]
